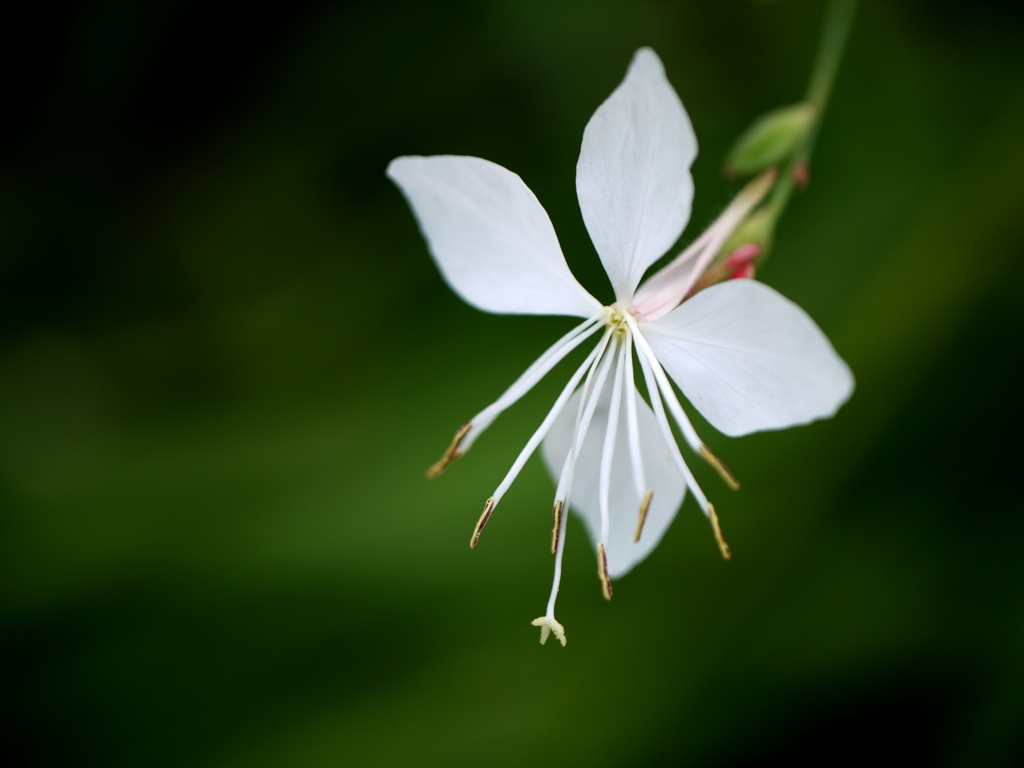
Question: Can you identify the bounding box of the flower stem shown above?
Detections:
[806,0,858,117]
[764,0,858,228]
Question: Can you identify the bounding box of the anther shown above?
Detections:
[597,543,614,600]
[550,500,564,554]
[699,445,741,491]
[470,497,495,549]
[707,502,732,560]
[633,489,653,543]
[426,421,472,479]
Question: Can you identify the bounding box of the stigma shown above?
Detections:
[531,615,567,646]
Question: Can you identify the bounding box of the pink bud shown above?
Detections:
[730,262,756,280]
[723,243,759,281]
[724,242,761,271]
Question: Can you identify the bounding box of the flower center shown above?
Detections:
[604,306,633,338]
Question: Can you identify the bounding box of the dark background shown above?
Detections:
[2,1,1023,765]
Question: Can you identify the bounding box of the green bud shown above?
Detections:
[724,102,817,177]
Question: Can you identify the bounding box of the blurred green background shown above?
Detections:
[3,1,1024,765]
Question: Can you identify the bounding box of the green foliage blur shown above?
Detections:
[3,1,1024,765]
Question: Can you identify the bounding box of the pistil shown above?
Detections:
[539,329,619,641]
[531,615,567,646]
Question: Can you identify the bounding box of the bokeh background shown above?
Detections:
[3,1,1024,765]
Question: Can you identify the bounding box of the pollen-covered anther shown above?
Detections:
[470,497,495,549]
[707,502,732,561]
[531,616,567,647]
[634,489,654,543]
[597,542,614,600]
[550,500,564,554]
[426,421,472,479]
[699,444,741,491]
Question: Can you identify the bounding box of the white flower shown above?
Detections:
[387,48,853,647]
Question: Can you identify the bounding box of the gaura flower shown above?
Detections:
[387,48,853,646]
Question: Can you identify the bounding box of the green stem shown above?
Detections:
[806,0,858,114]
[766,0,858,225]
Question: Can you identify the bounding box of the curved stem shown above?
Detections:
[767,0,858,222]
[806,0,859,117]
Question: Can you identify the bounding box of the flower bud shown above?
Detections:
[791,160,811,190]
[722,206,777,258]
[724,102,817,177]
[724,244,760,280]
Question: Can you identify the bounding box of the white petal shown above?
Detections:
[642,280,854,437]
[542,374,686,578]
[576,48,697,303]
[388,155,601,317]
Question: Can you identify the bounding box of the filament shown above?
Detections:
[629,320,703,452]
[631,329,710,514]
[463,314,604,451]
[598,339,626,545]
[622,334,648,501]
[489,334,606,506]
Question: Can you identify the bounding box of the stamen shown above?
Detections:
[634,489,653,543]
[462,316,603,452]
[699,444,741,491]
[623,335,648,501]
[426,421,472,478]
[597,542,613,600]
[531,615,567,646]
[707,503,732,560]
[629,324,703,453]
[550,500,563,555]
[553,331,617,511]
[489,332,608,508]
[632,332,711,512]
[469,497,495,549]
[598,340,626,545]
